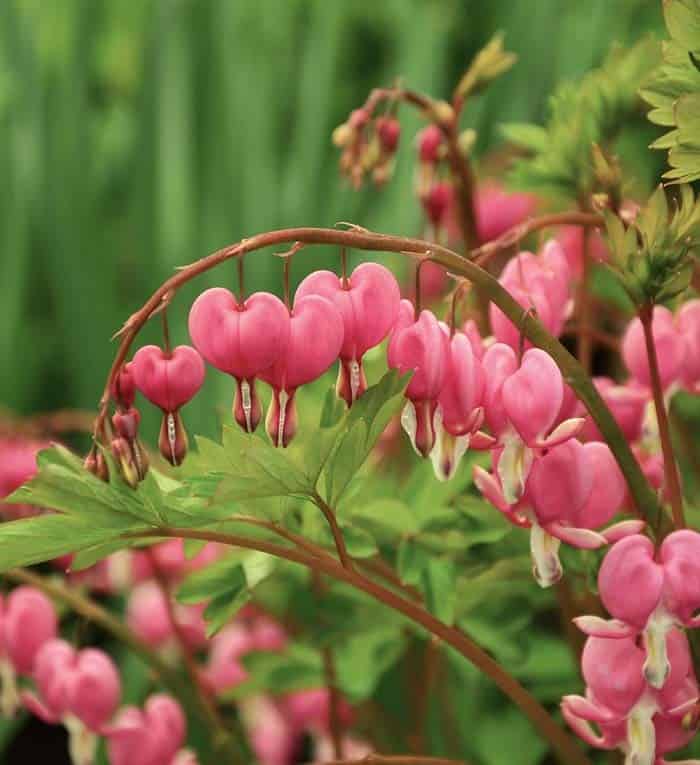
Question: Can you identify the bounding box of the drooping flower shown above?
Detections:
[23,640,121,765]
[387,300,450,457]
[481,345,584,504]
[188,288,290,433]
[259,295,344,447]
[130,345,205,465]
[295,262,400,406]
[577,530,700,689]
[430,330,488,480]
[105,694,186,765]
[677,298,700,394]
[622,307,684,392]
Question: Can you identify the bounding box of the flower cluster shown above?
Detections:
[564,530,700,764]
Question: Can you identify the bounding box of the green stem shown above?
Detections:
[126,526,592,765]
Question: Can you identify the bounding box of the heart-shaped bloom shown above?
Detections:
[430,330,488,481]
[582,377,648,443]
[0,587,57,717]
[189,288,290,433]
[202,623,253,694]
[555,224,609,279]
[0,438,50,520]
[473,184,537,243]
[577,530,700,690]
[475,440,638,587]
[489,242,572,350]
[295,262,400,406]
[23,640,121,765]
[622,307,684,391]
[482,345,585,504]
[562,630,697,765]
[259,294,344,447]
[677,298,700,393]
[131,345,205,466]
[126,582,207,652]
[105,694,186,765]
[387,300,450,457]
[282,688,353,735]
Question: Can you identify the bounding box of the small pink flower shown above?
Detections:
[0,587,57,717]
[416,124,443,164]
[127,582,206,652]
[677,298,700,393]
[489,241,572,349]
[431,330,488,480]
[421,182,453,227]
[24,640,121,765]
[474,184,537,243]
[622,307,684,391]
[244,695,299,765]
[259,295,344,448]
[475,440,637,587]
[147,540,221,581]
[131,345,205,465]
[387,300,450,457]
[582,377,648,443]
[295,262,400,406]
[0,438,50,519]
[282,688,353,735]
[202,623,253,694]
[188,288,290,433]
[105,694,186,765]
[482,346,584,504]
[555,224,609,279]
[577,530,700,690]
[562,630,697,764]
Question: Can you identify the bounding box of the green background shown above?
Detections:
[0,0,663,435]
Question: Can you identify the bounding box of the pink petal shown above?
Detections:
[600,519,646,543]
[544,522,607,549]
[534,417,585,448]
[573,616,637,638]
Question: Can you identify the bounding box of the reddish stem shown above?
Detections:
[639,305,685,529]
[128,526,592,765]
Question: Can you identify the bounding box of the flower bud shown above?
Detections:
[111,437,140,488]
[158,411,188,466]
[422,182,452,226]
[417,124,443,163]
[265,389,298,449]
[111,407,141,440]
[110,364,136,409]
[376,116,401,153]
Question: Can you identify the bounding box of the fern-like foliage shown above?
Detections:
[642,0,700,183]
[501,40,659,200]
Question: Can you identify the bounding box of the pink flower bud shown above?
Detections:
[105,694,186,765]
[111,364,136,409]
[131,345,205,414]
[348,108,370,130]
[622,307,684,390]
[474,184,537,243]
[260,295,344,448]
[431,331,486,480]
[417,124,443,163]
[387,301,450,457]
[375,116,401,153]
[0,438,49,520]
[1,587,57,675]
[188,288,291,432]
[296,263,400,406]
[421,182,452,227]
[283,688,353,734]
[677,298,700,393]
[112,407,141,441]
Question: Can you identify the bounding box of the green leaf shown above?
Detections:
[340,525,377,559]
[455,32,517,100]
[335,627,406,701]
[421,558,456,625]
[397,537,431,586]
[203,588,250,638]
[499,123,548,153]
[321,370,408,504]
[233,643,323,698]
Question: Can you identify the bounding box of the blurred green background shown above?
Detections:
[0,0,664,437]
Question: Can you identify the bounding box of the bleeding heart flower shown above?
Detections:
[23,640,120,765]
[622,307,684,392]
[131,345,205,466]
[555,224,609,279]
[0,587,57,717]
[202,623,253,694]
[475,440,639,587]
[105,694,186,765]
[474,184,537,244]
[188,288,290,433]
[295,262,400,406]
[282,688,353,735]
[483,346,585,504]
[677,298,700,394]
[576,530,700,691]
[562,630,697,765]
[259,295,344,447]
[430,330,488,481]
[387,300,450,457]
[582,377,648,443]
[0,438,51,520]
